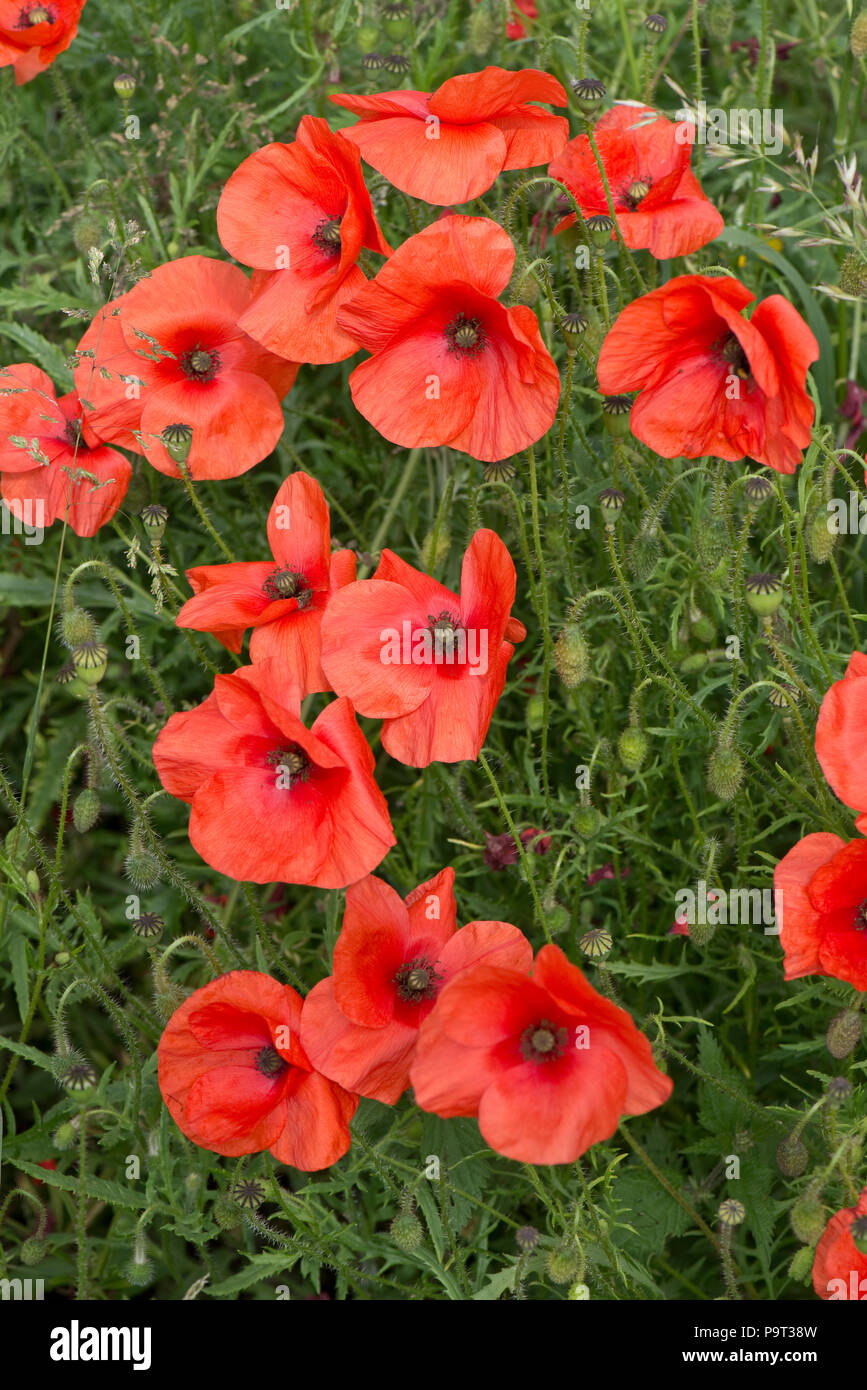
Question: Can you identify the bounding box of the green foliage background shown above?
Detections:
[0,0,865,1300]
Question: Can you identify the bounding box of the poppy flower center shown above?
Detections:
[180,346,221,382]
[265,744,310,786]
[255,1045,289,1079]
[445,313,486,358]
[393,956,443,1003]
[719,334,752,381]
[262,566,313,606]
[624,178,651,209]
[428,610,461,636]
[312,218,342,255]
[520,1019,568,1063]
[63,417,84,448]
[21,3,53,24]
[854,900,867,932]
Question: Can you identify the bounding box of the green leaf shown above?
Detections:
[472,1262,519,1300]
[12,1157,149,1209]
[0,322,74,388]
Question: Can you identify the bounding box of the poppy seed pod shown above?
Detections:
[585,214,615,249]
[580,927,612,958]
[602,395,633,437]
[598,487,625,526]
[743,474,774,504]
[570,76,606,116]
[745,573,784,617]
[139,503,168,541]
[113,72,136,100]
[161,424,193,467]
[644,13,668,38]
[71,641,108,686]
[56,662,89,698]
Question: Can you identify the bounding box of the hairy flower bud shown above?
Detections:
[776,1135,809,1177]
[790,1197,825,1245]
[805,507,838,563]
[573,804,601,838]
[546,1246,581,1284]
[59,606,97,648]
[851,10,867,59]
[124,848,161,891]
[72,788,101,833]
[628,531,661,581]
[707,743,744,801]
[618,726,648,771]
[555,624,590,687]
[21,1237,47,1267]
[390,1212,424,1252]
[826,1008,863,1059]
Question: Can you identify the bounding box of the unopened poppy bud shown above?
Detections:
[59,604,97,648]
[776,1135,809,1177]
[704,0,734,40]
[419,525,450,571]
[140,503,168,541]
[707,743,744,801]
[71,640,108,686]
[628,531,660,581]
[154,983,187,1022]
[546,1246,581,1284]
[598,486,625,525]
[25,869,39,899]
[132,912,164,940]
[124,1253,153,1287]
[618,726,648,771]
[580,927,612,958]
[161,423,193,465]
[53,1121,78,1151]
[573,804,601,838]
[790,1197,825,1245]
[560,311,589,349]
[743,474,774,504]
[718,1198,745,1227]
[695,521,728,570]
[72,788,101,833]
[806,507,837,563]
[852,1215,867,1255]
[54,951,71,967]
[585,214,614,249]
[213,1195,241,1230]
[389,1212,424,1252]
[839,252,867,298]
[527,693,545,729]
[468,7,498,52]
[570,76,606,115]
[555,624,590,687]
[680,651,709,675]
[851,10,867,59]
[745,572,783,617]
[826,1008,863,1059]
[72,212,104,255]
[691,614,715,645]
[602,395,633,437]
[113,72,136,99]
[644,13,668,38]
[546,903,570,935]
[125,848,161,891]
[21,1237,46,1267]
[788,1245,814,1283]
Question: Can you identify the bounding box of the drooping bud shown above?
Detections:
[389,1212,424,1252]
[573,804,601,838]
[694,520,728,571]
[680,652,709,675]
[59,605,97,648]
[691,614,715,645]
[72,212,104,256]
[71,641,108,686]
[419,525,450,571]
[805,506,837,564]
[704,0,734,41]
[72,788,101,833]
[213,1195,241,1230]
[745,572,783,618]
[839,251,867,298]
[124,848,161,891]
[790,1197,826,1245]
[526,693,545,729]
[826,1008,863,1059]
[554,624,590,687]
[53,1120,78,1151]
[707,742,744,801]
[468,6,498,52]
[618,726,648,771]
[776,1135,809,1178]
[628,531,661,581]
[546,1245,582,1284]
[21,1237,47,1267]
[851,10,867,59]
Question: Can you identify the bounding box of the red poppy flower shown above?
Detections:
[175,472,356,693]
[815,652,867,829]
[216,116,391,365]
[320,528,526,766]
[73,256,298,481]
[812,1188,867,1300]
[0,363,130,536]
[158,971,357,1169]
[409,943,673,1165]
[0,0,85,84]
[506,0,537,39]
[300,868,532,1103]
[152,658,396,887]
[330,66,568,206]
[596,273,818,473]
[549,104,724,259]
[773,832,867,990]
[336,215,560,461]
